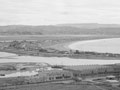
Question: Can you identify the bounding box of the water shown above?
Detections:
[0,52,120,65]
[69,38,120,54]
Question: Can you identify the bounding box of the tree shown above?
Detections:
[74,50,80,54]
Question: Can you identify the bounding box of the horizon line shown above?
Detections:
[1,23,120,26]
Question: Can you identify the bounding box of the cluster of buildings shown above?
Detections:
[26,70,73,83]
[64,64,120,79]
[24,64,120,84]
[1,63,120,85]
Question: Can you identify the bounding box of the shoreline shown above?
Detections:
[0,51,120,65]
[1,37,120,64]
[68,37,120,54]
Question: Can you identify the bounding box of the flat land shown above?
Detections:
[0,35,119,48]
[1,81,120,90]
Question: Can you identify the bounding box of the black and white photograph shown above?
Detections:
[0,0,120,90]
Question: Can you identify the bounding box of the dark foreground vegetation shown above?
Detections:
[0,77,120,90]
[1,81,119,90]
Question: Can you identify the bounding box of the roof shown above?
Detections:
[38,70,71,76]
[63,65,109,71]
[106,75,116,78]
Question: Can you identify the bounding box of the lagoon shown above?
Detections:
[0,52,120,65]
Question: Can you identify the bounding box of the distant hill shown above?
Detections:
[0,24,120,35]
[58,23,120,29]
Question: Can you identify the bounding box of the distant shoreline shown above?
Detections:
[68,38,120,54]
[1,37,120,60]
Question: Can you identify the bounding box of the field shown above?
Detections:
[1,81,120,90]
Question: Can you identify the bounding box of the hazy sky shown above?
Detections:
[1,0,120,25]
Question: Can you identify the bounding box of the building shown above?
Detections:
[26,69,73,83]
[20,64,120,84]
[63,65,116,79]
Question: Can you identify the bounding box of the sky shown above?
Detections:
[1,0,120,25]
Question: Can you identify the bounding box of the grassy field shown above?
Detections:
[1,81,120,90]
[0,82,108,90]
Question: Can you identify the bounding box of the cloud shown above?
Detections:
[0,0,120,25]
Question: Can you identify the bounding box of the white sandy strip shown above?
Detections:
[68,38,120,54]
[0,55,120,65]
[0,52,17,57]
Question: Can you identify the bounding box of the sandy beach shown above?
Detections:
[68,38,120,54]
